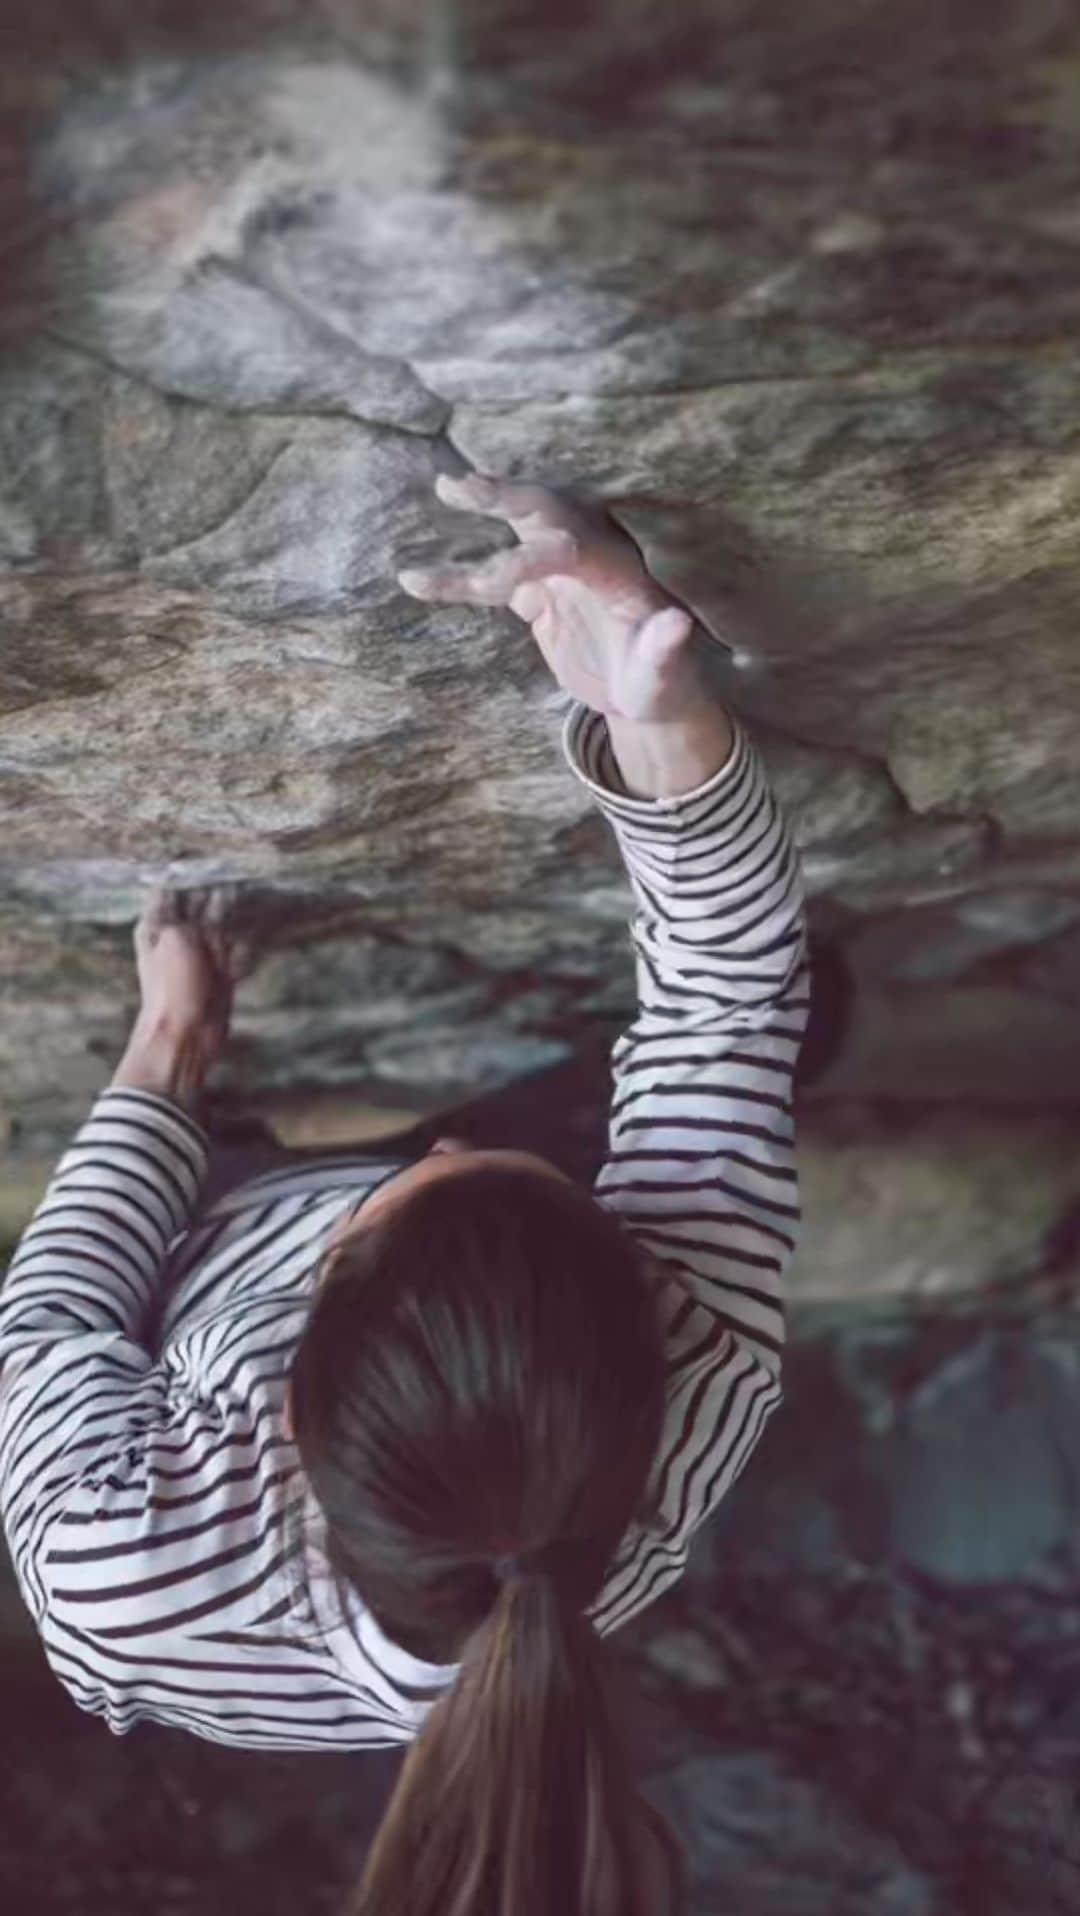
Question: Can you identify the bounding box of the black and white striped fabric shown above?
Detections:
[0,701,810,1750]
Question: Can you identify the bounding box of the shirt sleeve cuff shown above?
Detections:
[95,1085,211,1166]
[559,699,748,818]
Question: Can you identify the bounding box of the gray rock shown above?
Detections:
[841,890,1080,986]
[1015,918,1080,1008]
[2,2,1080,1211]
[0,342,456,618]
[650,1747,933,1915]
[802,983,1080,1106]
[697,1305,1080,1588]
[792,1104,1080,1302]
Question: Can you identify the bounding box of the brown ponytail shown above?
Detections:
[287,1164,689,1916]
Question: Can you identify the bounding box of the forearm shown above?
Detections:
[604,701,736,800]
[110,1014,209,1116]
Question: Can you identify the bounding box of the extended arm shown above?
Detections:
[401,470,810,1633]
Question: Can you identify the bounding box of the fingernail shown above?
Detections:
[656,607,691,635]
[510,583,547,621]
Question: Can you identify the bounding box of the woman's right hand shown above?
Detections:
[397,473,712,725]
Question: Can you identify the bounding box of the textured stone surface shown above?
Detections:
[1,5,1079,1293]
[696,1302,1080,1590]
[4,0,1080,1168]
[790,1104,1080,1302]
[801,983,1080,1106]
[652,1746,933,1914]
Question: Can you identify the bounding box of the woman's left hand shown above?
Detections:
[112,885,257,1111]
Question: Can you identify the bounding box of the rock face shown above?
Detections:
[3,9,1080,1903]
[2,0,1080,1313]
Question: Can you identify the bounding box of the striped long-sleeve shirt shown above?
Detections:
[0,700,810,1751]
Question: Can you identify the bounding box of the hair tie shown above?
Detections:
[494,1551,537,1584]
